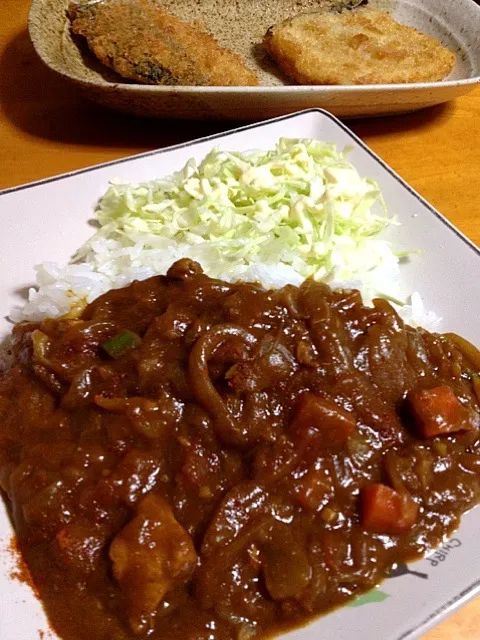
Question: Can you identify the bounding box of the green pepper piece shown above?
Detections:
[102,330,142,358]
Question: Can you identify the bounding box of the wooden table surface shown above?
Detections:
[1,0,480,638]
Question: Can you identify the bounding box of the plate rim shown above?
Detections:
[398,574,480,639]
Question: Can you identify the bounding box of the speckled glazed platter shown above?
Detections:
[1,109,480,639]
[28,0,480,119]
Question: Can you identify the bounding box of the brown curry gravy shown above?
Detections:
[0,259,479,640]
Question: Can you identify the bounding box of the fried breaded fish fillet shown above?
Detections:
[264,8,456,85]
[68,0,259,86]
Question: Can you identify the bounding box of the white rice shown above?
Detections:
[9,234,441,331]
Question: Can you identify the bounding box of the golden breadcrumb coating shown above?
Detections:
[264,8,456,85]
[69,0,259,86]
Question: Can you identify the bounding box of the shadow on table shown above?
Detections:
[1,29,453,147]
[349,99,453,141]
[0,30,236,148]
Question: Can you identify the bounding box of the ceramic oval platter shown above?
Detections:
[1,110,480,639]
[28,0,480,119]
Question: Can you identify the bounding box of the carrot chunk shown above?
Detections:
[408,385,478,438]
[290,392,356,452]
[361,484,418,534]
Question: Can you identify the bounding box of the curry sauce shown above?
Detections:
[0,259,479,639]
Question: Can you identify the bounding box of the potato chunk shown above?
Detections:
[110,494,197,634]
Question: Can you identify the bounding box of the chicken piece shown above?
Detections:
[264,8,456,85]
[68,0,259,86]
[109,493,197,634]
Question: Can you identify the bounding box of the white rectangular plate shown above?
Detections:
[1,109,479,640]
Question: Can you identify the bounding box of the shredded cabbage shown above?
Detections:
[15,138,439,328]
[75,138,399,300]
